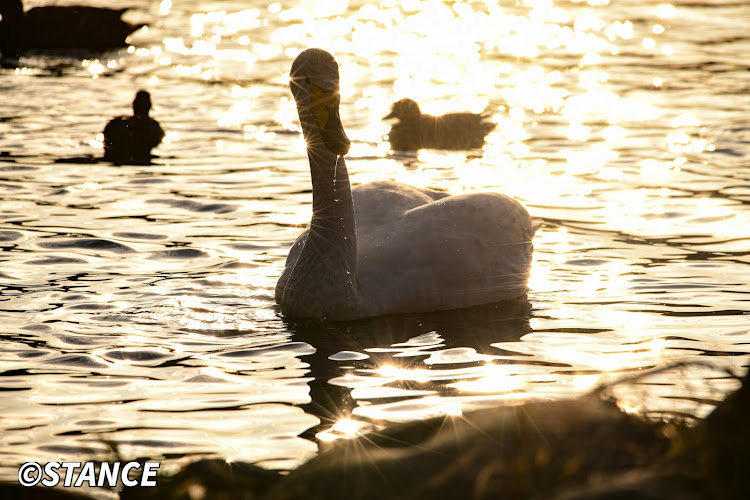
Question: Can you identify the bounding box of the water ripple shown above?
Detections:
[36,238,135,254]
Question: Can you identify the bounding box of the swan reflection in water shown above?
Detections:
[287,295,533,440]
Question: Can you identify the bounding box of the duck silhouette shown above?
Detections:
[103,90,164,165]
[0,0,144,54]
[276,49,538,320]
[385,98,495,151]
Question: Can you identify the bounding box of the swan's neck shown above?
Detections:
[282,146,359,319]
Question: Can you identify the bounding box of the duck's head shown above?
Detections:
[133,90,152,117]
[385,98,422,121]
[290,48,350,157]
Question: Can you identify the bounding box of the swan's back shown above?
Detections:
[352,182,537,316]
[352,180,449,228]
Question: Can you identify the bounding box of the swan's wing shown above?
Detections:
[356,192,535,314]
[410,185,450,201]
[352,180,447,229]
[278,181,448,306]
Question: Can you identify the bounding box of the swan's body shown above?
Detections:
[0,0,143,53]
[276,49,538,320]
[103,90,164,165]
[385,98,495,151]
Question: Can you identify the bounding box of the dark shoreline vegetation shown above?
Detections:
[3,363,748,500]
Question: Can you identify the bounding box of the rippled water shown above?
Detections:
[1,0,749,486]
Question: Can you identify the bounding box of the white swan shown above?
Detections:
[276,49,539,320]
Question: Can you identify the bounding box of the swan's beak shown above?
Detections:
[384,109,396,120]
[310,82,350,156]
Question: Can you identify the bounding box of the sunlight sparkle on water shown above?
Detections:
[332,418,360,435]
[377,365,431,383]
[229,0,677,173]
[168,296,264,332]
[275,97,300,132]
[316,418,370,443]
[671,114,701,128]
[82,59,105,78]
[218,100,255,128]
[656,4,676,18]
[201,366,226,379]
[190,10,261,37]
[66,182,102,193]
[450,364,524,394]
[158,0,171,15]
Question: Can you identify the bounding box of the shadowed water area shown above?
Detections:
[0,0,749,488]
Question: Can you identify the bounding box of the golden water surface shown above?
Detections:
[0,0,748,486]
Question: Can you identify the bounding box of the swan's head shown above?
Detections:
[290,48,350,156]
[133,90,152,117]
[384,98,422,121]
